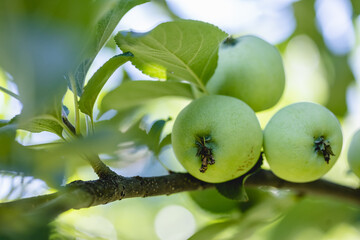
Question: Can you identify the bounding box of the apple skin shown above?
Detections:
[263,102,343,183]
[348,129,360,178]
[171,95,263,183]
[206,35,285,112]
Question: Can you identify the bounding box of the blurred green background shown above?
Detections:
[1,0,360,239]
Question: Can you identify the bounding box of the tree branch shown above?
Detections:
[245,170,360,205]
[1,169,360,218]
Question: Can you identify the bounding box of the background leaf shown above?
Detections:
[157,133,172,154]
[267,197,360,240]
[0,0,110,119]
[10,114,64,138]
[18,116,64,138]
[215,157,263,201]
[292,0,355,116]
[79,52,134,118]
[0,126,65,187]
[115,118,171,156]
[73,0,149,95]
[189,220,237,240]
[0,120,10,128]
[101,80,194,113]
[0,125,17,158]
[115,20,228,89]
[146,119,169,154]
[216,177,248,201]
[189,188,239,214]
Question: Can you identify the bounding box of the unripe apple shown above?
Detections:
[206,35,285,112]
[263,102,343,183]
[172,95,263,183]
[348,129,360,178]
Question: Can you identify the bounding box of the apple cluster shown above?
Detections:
[172,35,347,184]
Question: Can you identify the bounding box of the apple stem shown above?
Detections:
[223,36,237,46]
[314,136,335,164]
[195,135,215,173]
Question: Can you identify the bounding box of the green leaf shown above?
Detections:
[230,197,294,240]
[73,0,149,95]
[0,125,17,158]
[216,177,249,202]
[51,129,126,156]
[0,0,106,118]
[108,117,171,157]
[147,119,167,152]
[352,0,360,15]
[40,118,166,157]
[144,118,172,156]
[115,20,227,89]
[10,110,64,138]
[216,156,264,201]
[18,116,64,138]
[0,126,65,187]
[190,195,294,240]
[0,120,10,128]
[189,188,239,214]
[158,133,171,153]
[0,208,51,240]
[101,80,194,113]
[324,55,354,116]
[189,220,237,240]
[268,197,360,239]
[79,52,133,118]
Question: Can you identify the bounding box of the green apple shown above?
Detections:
[263,102,343,183]
[206,35,285,112]
[347,129,360,178]
[171,95,263,183]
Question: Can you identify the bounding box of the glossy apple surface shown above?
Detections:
[263,102,343,183]
[206,35,285,112]
[172,95,263,183]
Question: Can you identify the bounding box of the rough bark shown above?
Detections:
[1,169,359,219]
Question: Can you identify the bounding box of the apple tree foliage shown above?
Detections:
[0,0,360,239]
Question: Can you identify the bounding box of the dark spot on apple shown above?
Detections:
[247,147,255,160]
[237,166,245,172]
[313,136,335,164]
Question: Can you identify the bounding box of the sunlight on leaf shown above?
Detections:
[79,52,134,119]
[115,20,228,90]
[142,63,167,80]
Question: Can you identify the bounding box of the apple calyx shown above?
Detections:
[314,136,335,164]
[195,135,215,173]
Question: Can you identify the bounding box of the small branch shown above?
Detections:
[61,116,117,179]
[61,116,76,136]
[245,170,360,205]
[0,85,20,100]
[84,154,118,179]
[69,74,81,136]
[1,170,360,218]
